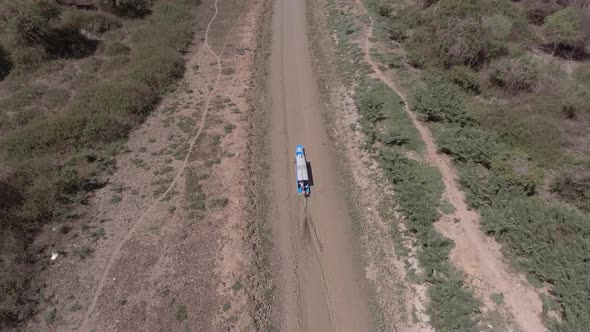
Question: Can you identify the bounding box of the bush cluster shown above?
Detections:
[357,80,424,151]
[411,74,475,126]
[550,164,590,211]
[434,125,498,167]
[543,7,586,55]
[490,55,540,93]
[447,65,480,94]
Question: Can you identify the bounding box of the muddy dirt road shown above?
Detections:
[268,0,373,330]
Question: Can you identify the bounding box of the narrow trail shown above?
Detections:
[353,1,545,331]
[78,1,233,329]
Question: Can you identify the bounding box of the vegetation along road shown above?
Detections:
[1,0,590,331]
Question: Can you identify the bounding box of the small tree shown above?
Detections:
[543,7,585,55]
[0,44,12,80]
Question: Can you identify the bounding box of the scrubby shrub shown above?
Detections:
[81,111,130,142]
[100,40,130,56]
[12,108,44,126]
[525,0,561,24]
[132,20,193,53]
[543,7,585,55]
[550,164,590,211]
[385,17,408,42]
[434,15,491,67]
[435,125,499,167]
[93,80,155,116]
[98,0,153,18]
[490,56,539,93]
[60,9,122,35]
[7,45,47,71]
[448,65,480,93]
[380,128,410,146]
[406,50,425,68]
[358,88,387,123]
[3,112,86,158]
[99,55,130,72]
[129,47,184,94]
[490,150,543,194]
[0,44,12,79]
[1,0,62,44]
[380,148,442,231]
[411,74,475,125]
[483,14,513,40]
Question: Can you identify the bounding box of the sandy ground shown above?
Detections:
[20,0,266,330]
[266,0,376,330]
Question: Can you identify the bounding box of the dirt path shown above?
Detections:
[352,1,545,331]
[268,0,374,330]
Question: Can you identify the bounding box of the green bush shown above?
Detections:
[380,148,443,231]
[81,111,130,143]
[132,21,193,53]
[3,111,86,158]
[129,47,184,94]
[448,65,480,93]
[434,124,499,167]
[357,81,424,151]
[433,15,491,67]
[385,16,408,42]
[411,74,475,126]
[482,14,513,40]
[60,9,122,35]
[543,7,585,55]
[490,55,539,93]
[1,0,61,44]
[0,44,12,79]
[101,40,130,56]
[7,45,47,72]
[490,149,543,195]
[550,164,590,211]
[99,55,130,73]
[93,80,155,116]
[525,0,560,24]
[98,0,153,18]
[406,49,426,68]
[12,108,43,127]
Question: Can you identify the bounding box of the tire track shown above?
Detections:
[78,1,233,329]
